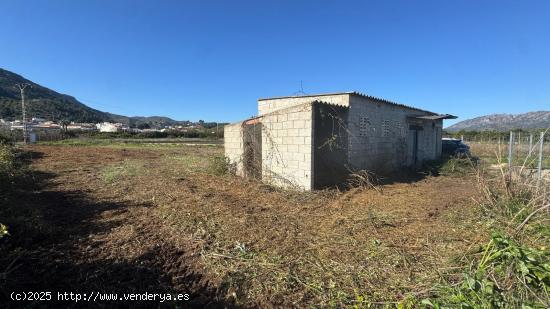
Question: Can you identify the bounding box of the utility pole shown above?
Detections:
[15,83,31,143]
[537,131,544,188]
[508,131,514,173]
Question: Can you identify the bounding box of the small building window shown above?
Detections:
[359,116,370,137]
[382,120,390,137]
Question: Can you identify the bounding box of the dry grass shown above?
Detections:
[423,141,550,307]
[0,143,490,307]
[469,141,550,169]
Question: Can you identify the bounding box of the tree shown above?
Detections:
[137,123,151,130]
[59,119,70,133]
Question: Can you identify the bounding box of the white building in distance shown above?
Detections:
[96,122,120,132]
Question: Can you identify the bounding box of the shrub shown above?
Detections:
[208,156,230,176]
[0,143,16,182]
[0,223,8,239]
[136,131,168,138]
[424,234,550,308]
[424,145,550,308]
[0,134,13,145]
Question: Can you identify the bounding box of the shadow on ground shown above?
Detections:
[325,156,477,191]
[0,150,238,308]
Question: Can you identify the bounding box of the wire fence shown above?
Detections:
[455,131,549,184]
[0,127,67,142]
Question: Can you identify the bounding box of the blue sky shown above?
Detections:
[1,0,549,125]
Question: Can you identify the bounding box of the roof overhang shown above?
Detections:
[408,114,457,120]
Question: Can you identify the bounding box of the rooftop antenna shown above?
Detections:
[292,80,308,96]
[15,83,31,143]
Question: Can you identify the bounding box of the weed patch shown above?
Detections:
[424,234,549,308]
[101,160,144,184]
[208,156,230,176]
[424,144,550,308]
[423,156,476,176]
[0,143,16,182]
[0,223,8,239]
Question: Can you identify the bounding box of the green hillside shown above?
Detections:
[0,68,113,123]
[0,68,192,127]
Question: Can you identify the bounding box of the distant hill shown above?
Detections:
[0,68,114,123]
[445,111,550,132]
[0,68,188,127]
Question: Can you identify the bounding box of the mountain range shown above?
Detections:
[0,68,190,127]
[446,111,550,132]
[2,68,548,132]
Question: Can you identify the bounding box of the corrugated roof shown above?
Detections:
[258,91,439,115]
[258,92,349,102]
[408,114,457,120]
[310,100,349,108]
[349,91,438,115]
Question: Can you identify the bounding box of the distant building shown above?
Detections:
[0,119,10,129]
[96,122,120,132]
[67,123,97,131]
[225,91,456,190]
[34,122,61,130]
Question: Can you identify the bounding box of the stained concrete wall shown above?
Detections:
[258,94,349,115]
[313,103,349,189]
[226,93,445,191]
[224,122,245,177]
[347,95,441,173]
[413,119,443,165]
[261,103,314,190]
[242,122,262,179]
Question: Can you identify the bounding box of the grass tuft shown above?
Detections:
[424,141,550,308]
[101,160,143,184]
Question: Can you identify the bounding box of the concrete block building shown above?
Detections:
[225,92,456,190]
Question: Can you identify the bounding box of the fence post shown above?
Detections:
[508,131,514,171]
[529,134,533,154]
[537,132,544,187]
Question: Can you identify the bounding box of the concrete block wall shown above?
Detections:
[416,119,443,163]
[261,103,314,190]
[347,95,439,172]
[224,122,245,177]
[258,94,349,116]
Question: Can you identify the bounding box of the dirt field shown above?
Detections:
[1,144,487,307]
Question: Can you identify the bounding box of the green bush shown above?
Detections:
[136,131,168,138]
[0,134,13,145]
[0,143,16,180]
[208,156,230,176]
[424,233,550,308]
[0,223,8,239]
